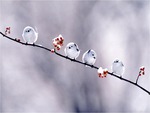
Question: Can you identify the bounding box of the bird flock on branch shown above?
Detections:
[0,26,149,95]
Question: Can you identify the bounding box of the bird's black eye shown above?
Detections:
[114,60,119,63]
[28,29,31,32]
[69,47,71,49]
[26,29,30,32]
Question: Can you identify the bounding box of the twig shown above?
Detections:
[0,31,150,95]
[136,75,140,84]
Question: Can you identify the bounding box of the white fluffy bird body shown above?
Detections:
[82,49,97,65]
[112,59,125,76]
[64,42,80,59]
[22,26,38,44]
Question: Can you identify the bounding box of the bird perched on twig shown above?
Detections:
[82,49,97,66]
[112,59,125,77]
[22,26,38,44]
[64,42,80,59]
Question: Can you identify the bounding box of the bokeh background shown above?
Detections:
[0,0,150,112]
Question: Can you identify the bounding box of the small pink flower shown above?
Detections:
[52,34,64,51]
[140,66,145,71]
[98,67,108,78]
[5,27,11,35]
[51,49,55,53]
[139,66,145,76]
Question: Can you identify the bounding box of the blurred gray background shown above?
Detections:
[0,0,150,112]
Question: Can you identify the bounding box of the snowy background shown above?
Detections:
[0,0,150,112]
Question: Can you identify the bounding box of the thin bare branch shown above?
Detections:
[0,31,149,95]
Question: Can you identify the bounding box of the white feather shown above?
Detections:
[82,49,96,65]
[112,59,125,76]
[22,26,38,44]
[64,42,80,59]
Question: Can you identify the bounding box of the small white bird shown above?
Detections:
[112,59,125,77]
[64,42,80,59]
[22,26,38,44]
[82,49,97,65]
